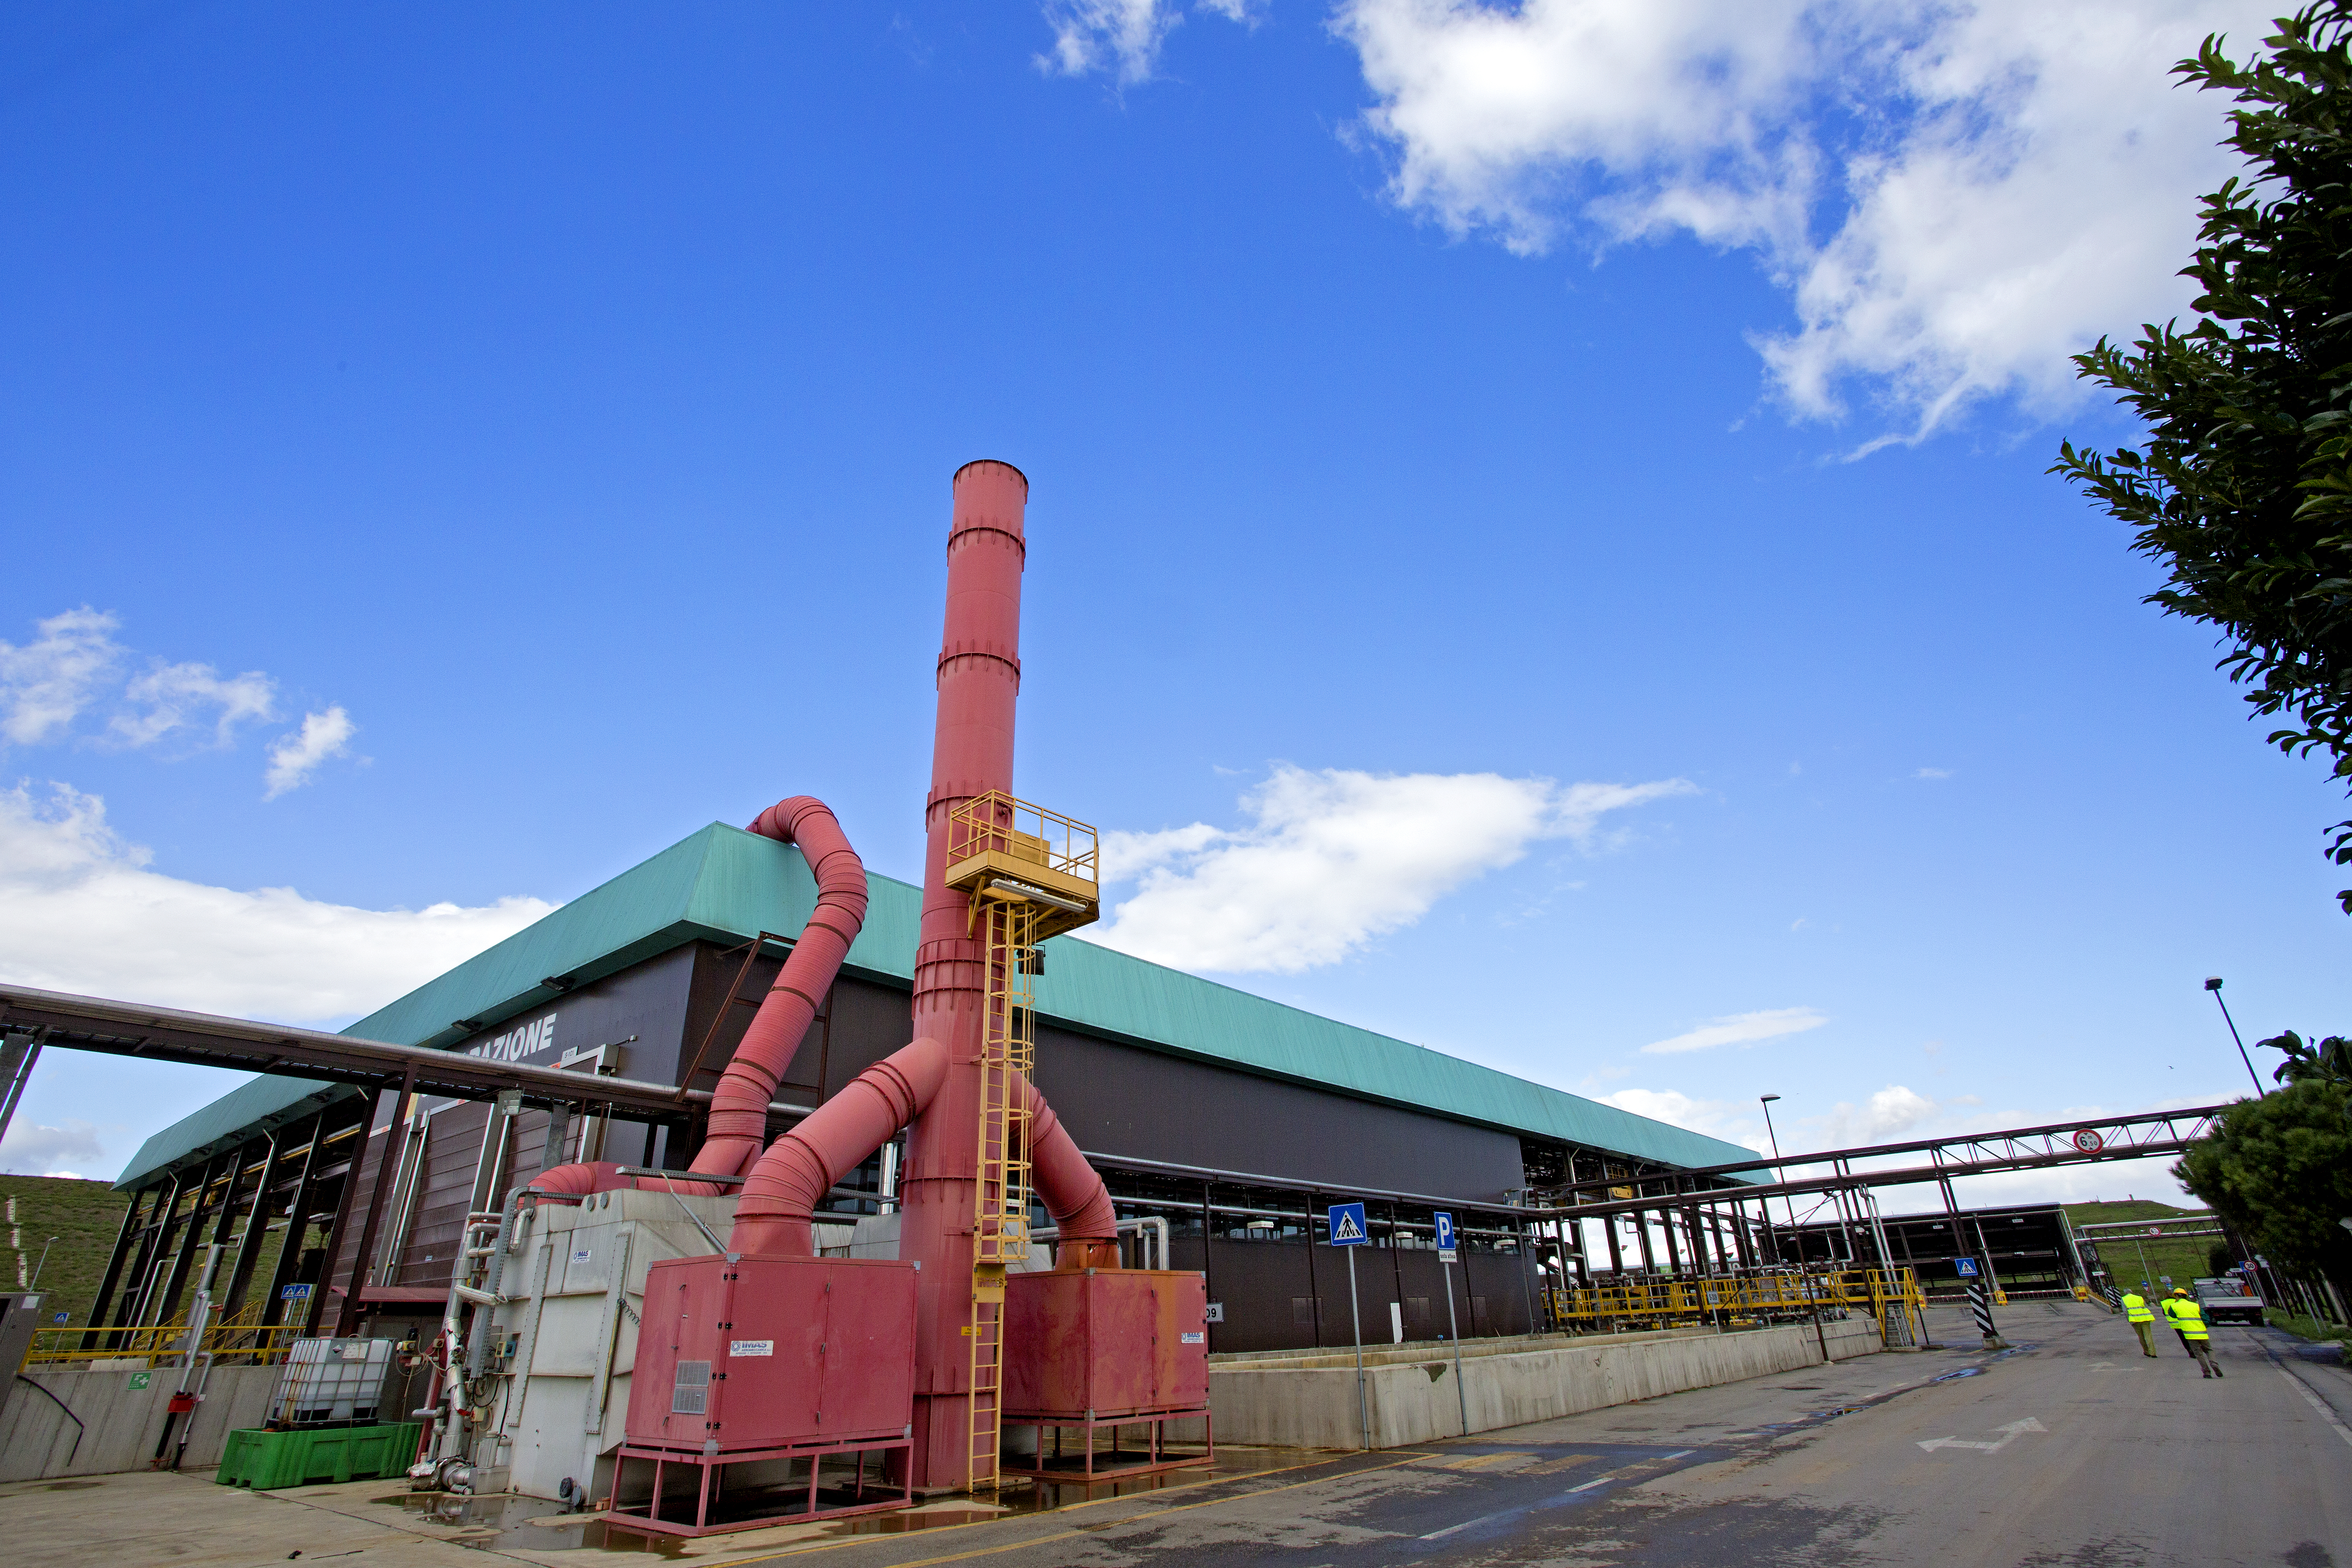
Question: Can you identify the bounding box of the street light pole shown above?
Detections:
[2204,978,2268,1096]
[1763,1094,1831,1363]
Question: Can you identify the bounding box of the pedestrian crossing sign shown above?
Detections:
[1328,1201,1369,1246]
[1955,1257,1979,1278]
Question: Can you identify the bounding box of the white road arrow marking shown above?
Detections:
[1918,1417,2046,1453]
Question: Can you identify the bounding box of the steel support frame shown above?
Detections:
[999,1408,1214,1482]
[605,1436,914,1538]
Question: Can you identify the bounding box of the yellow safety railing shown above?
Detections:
[24,1307,305,1368]
[1546,1266,1927,1344]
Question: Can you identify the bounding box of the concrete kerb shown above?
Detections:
[1185,1316,1882,1450]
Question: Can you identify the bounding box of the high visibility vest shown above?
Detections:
[2162,1297,2209,1340]
[2122,1292,2154,1323]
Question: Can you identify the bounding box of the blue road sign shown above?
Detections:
[1954,1257,1980,1278]
[1433,1212,1456,1251]
[1327,1202,1369,1246]
[281,1283,313,1301]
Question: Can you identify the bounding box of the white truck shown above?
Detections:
[2191,1275,2267,1327]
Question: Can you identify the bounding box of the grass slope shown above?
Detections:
[2063,1199,2228,1295]
[2,1175,131,1331]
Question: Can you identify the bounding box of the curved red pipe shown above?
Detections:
[1020,1077,1118,1266]
[700,797,869,1180]
[531,795,866,1198]
[731,1036,947,1255]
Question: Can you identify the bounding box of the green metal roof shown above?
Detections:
[127,823,1762,1186]
[117,1074,356,1192]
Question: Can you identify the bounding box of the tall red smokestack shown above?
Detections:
[900,459,1030,1487]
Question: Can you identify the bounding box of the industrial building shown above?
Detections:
[98,825,1757,1361]
[63,459,1780,1523]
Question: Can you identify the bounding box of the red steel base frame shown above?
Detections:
[604,1437,913,1538]
[997,1409,1212,1482]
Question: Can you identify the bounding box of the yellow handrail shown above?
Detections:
[24,1305,307,1367]
[1544,1266,1926,1340]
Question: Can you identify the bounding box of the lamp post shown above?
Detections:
[1760,1094,1830,1362]
[2204,978,2268,1096]
[1760,1096,1797,1253]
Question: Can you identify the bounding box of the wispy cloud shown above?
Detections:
[1083,763,1695,973]
[1036,0,1256,83]
[0,608,123,744]
[0,1117,107,1177]
[114,661,277,748]
[1598,1088,1767,1154]
[0,782,553,1023]
[1915,766,1953,780]
[0,608,356,796]
[1641,1005,1827,1055]
[264,707,358,799]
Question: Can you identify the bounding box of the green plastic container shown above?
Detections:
[215,1423,423,1490]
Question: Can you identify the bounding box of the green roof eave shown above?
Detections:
[327,822,1757,1177]
[116,1074,358,1192]
[126,824,1761,1189]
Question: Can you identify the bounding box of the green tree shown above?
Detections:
[2174,1080,2352,1293]
[2052,5,2352,909]
[2259,1027,2352,1085]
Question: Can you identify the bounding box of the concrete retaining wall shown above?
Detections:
[0,1364,285,1482]
[1185,1316,1882,1449]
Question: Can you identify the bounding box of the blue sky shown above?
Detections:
[3,0,2339,1213]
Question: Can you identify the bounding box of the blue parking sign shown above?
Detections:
[1433,1212,1455,1251]
[1327,1202,1368,1246]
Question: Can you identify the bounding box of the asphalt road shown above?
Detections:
[12,1301,2345,1566]
[797,1301,2352,1568]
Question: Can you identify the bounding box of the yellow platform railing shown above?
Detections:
[1546,1266,1927,1343]
[24,1307,304,1368]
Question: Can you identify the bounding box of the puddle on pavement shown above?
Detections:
[378,1448,1317,1553]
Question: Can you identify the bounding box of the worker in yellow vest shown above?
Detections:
[2120,1288,2158,1357]
[2161,1287,2223,1378]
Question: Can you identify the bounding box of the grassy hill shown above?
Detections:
[2063,1199,2229,1294]
[3,1174,133,1332]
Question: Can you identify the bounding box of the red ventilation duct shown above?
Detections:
[531,795,867,1199]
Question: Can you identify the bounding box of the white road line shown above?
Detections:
[2272,1365,2352,1451]
[1420,1511,1508,1541]
[1659,1450,1694,1460]
[1568,1475,1614,1493]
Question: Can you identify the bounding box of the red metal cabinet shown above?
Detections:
[628,1255,916,1452]
[1003,1269,1208,1419]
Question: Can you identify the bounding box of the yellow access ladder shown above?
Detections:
[945,791,1100,1491]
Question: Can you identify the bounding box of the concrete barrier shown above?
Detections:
[1186,1317,1881,1449]
[0,1364,284,1482]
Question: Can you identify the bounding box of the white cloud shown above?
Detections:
[1598,1087,1766,1154]
[0,781,554,1024]
[1082,763,1694,972]
[1036,0,1256,82]
[0,609,350,786]
[0,608,122,744]
[1333,0,2272,440]
[1812,1082,1940,1145]
[1915,766,1953,780]
[1642,1004,1827,1055]
[115,661,277,748]
[264,707,358,799]
[0,1118,107,1177]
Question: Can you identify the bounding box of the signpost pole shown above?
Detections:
[1346,1247,1368,1450]
[1436,1212,1468,1437]
[1330,1202,1372,1452]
